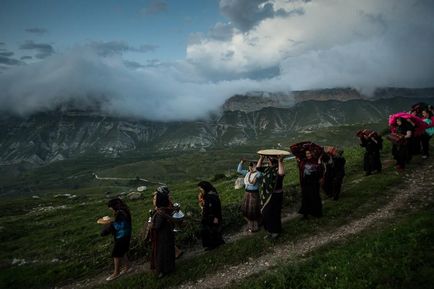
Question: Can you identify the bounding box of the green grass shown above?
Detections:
[230,207,434,289]
[90,144,413,289]
[0,124,430,289]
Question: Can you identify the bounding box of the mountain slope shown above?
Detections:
[1,96,433,166]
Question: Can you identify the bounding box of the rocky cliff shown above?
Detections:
[2,94,433,166]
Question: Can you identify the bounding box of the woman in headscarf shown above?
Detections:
[197,181,225,250]
[421,109,434,159]
[357,130,383,175]
[101,198,132,281]
[150,187,175,278]
[392,117,413,171]
[237,160,262,233]
[297,150,323,218]
[256,155,285,239]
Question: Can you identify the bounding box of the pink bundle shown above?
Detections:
[388,112,429,136]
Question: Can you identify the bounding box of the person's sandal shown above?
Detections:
[176,250,184,259]
[120,267,132,275]
[106,274,119,281]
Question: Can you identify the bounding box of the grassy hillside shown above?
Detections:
[0,122,432,289]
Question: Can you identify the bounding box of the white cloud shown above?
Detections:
[0,0,433,121]
[0,46,289,121]
[188,0,434,87]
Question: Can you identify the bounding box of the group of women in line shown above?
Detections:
[100,145,349,281]
[99,103,433,281]
[100,181,226,280]
[387,104,433,171]
[359,104,433,173]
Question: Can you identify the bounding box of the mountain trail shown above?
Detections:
[58,161,434,289]
[176,162,434,289]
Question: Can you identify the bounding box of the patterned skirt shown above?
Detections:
[241,190,261,220]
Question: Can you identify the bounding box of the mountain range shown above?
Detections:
[1,87,433,166]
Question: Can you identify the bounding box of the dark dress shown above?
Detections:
[257,166,284,234]
[321,154,334,197]
[101,210,132,258]
[201,192,225,249]
[298,160,323,218]
[331,155,346,200]
[360,136,382,174]
[392,121,414,169]
[150,208,175,275]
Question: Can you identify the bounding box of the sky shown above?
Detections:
[0,0,434,121]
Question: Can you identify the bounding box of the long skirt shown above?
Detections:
[261,193,283,234]
[299,182,323,217]
[332,176,344,200]
[392,143,408,168]
[241,190,261,220]
[201,223,225,249]
[363,150,381,173]
[150,228,175,275]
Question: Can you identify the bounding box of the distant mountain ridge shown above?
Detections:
[223,87,434,112]
[1,90,433,166]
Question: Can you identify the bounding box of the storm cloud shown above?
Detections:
[0,0,433,121]
[25,28,47,35]
[90,41,158,56]
[19,41,54,59]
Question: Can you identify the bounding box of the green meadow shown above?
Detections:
[0,122,432,289]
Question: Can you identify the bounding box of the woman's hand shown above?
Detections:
[213,217,219,224]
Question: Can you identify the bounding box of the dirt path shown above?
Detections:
[177,163,434,289]
[59,162,434,289]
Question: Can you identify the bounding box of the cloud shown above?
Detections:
[219,0,274,32]
[0,56,23,66]
[90,41,157,56]
[0,46,291,120]
[123,60,145,69]
[0,51,14,57]
[19,41,55,59]
[208,22,234,41]
[0,0,433,121]
[0,42,5,46]
[188,0,434,88]
[20,56,32,60]
[141,1,168,15]
[25,28,48,35]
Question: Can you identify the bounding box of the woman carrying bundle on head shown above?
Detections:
[392,117,414,171]
[357,129,382,175]
[291,142,324,219]
[197,181,225,250]
[237,160,263,233]
[322,146,346,200]
[256,152,285,240]
[150,187,175,278]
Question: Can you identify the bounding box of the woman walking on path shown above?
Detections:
[297,150,323,218]
[357,130,382,175]
[237,160,263,232]
[256,155,285,240]
[150,188,175,278]
[421,109,434,159]
[392,117,414,171]
[198,181,225,250]
[101,198,132,281]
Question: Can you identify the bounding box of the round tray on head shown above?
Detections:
[257,149,291,156]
